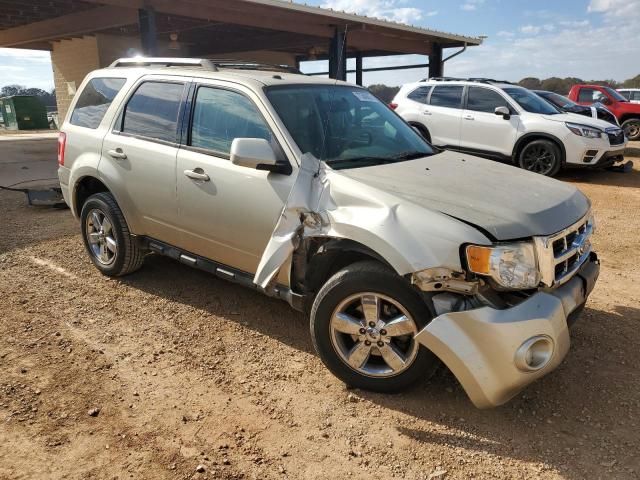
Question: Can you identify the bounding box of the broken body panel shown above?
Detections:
[254,147,594,408]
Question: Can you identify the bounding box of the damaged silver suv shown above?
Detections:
[58,58,599,408]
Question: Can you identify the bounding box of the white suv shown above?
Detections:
[392,78,627,176]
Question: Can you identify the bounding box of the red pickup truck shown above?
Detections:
[568,84,640,141]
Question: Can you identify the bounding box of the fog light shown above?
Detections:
[514,336,554,372]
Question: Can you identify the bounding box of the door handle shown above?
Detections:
[463,114,475,121]
[184,168,210,182]
[107,148,127,160]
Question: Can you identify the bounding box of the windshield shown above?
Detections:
[603,87,628,102]
[504,87,561,115]
[265,85,434,169]
[546,92,578,109]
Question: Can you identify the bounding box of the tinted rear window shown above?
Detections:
[70,78,126,129]
[430,86,464,108]
[122,81,184,143]
[407,86,431,104]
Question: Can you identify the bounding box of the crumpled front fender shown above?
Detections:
[415,291,571,409]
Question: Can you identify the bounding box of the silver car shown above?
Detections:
[57,58,599,408]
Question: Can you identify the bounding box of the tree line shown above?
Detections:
[0,85,57,109]
[368,74,640,103]
[518,74,640,94]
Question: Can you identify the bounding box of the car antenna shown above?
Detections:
[317,24,349,175]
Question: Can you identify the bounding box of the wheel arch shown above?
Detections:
[512,132,566,166]
[293,237,395,309]
[72,175,110,218]
[619,113,640,125]
[408,121,432,143]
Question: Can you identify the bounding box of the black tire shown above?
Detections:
[518,139,562,176]
[310,260,438,392]
[621,118,640,141]
[410,122,432,143]
[80,192,145,276]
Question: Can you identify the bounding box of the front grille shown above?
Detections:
[534,213,594,287]
[606,127,625,146]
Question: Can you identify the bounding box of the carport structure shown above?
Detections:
[0,0,482,119]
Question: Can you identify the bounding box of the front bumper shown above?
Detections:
[562,129,627,167]
[415,254,600,408]
[579,148,625,169]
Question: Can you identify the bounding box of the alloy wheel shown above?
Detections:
[85,208,117,265]
[521,144,557,175]
[329,293,419,378]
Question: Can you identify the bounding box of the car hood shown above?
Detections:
[337,150,590,240]
[541,112,614,130]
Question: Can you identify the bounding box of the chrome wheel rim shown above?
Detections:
[329,293,419,378]
[522,144,556,175]
[85,209,117,266]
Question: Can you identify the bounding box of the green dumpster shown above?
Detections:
[0,95,49,130]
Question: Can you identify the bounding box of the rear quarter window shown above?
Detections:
[70,78,126,129]
[407,86,431,104]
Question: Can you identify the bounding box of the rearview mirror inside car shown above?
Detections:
[231,138,288,174]
[495,106,511,120]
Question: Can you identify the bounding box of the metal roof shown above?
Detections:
[250,0,484,46]
[0,0,483,54]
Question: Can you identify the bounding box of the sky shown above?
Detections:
[0,0,639,91]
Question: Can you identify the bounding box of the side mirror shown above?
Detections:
[231,138,288,174]
[495,106,511,120]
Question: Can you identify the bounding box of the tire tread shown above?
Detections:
[82,192,145,276]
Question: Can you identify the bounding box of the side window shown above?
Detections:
[189,87,272,156]
[578,88,599,103]
[467,87,512,113]
[429,86,464,108]
[70,78,126,129]
[633,92,640,101]
[407,86,431,104]
[122,81,184,143]
[619,91,631,100]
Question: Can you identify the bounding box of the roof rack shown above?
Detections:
[422,77,517,85]
[205,59,302,75]
[422,76,467,82]
[109,57,302,75]
[467,77,517,85]
[109,57,218,70]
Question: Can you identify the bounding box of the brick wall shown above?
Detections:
[51,36,100,122]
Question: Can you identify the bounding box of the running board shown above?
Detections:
[139,237,305,311]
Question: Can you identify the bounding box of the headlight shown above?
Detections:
[465,242,540,290]
[566,122,602,139]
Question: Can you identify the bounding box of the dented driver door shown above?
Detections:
[176,82,294,275]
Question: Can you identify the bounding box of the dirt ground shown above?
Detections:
[1,149,639,480]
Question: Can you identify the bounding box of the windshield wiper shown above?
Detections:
[388,150,431,160]
[326,151,432,168]
[325,156,398,166]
